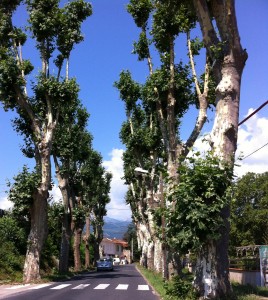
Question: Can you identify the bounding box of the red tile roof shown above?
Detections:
[102,238,128,248]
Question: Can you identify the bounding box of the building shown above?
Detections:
[100,238,130,262]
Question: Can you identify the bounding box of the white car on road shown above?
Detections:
[113,257,120,265]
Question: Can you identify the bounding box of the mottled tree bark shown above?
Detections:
[193,0,247,298]
[73,227,83,271]
[23,190,48,282]
[84,215,91,268]
[92,221,103,266]
[58,199,72,273]
[54,155,72,274]
[23,142,52,283]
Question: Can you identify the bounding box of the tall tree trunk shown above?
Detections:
[93,242,100,266]
[147,242,154,270]
[85,215,91,268]
[193,1,248,297]
[23,144,51,283]
[59,213,71,273]
[23,191,48,283]
[93,222,103,266]
[194,209,230,299]
[194,61,245,297]
[194,241,218,298]
[73,227,82,272]
[54,156,72,274]
[193,61,246,299]
[147,189,155,270]
[194,0,247,299]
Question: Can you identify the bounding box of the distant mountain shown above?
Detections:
[103,216,131,239]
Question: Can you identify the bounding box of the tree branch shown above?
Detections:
[187,32,201,97]
[183,53,210,157]
[193,0,221,81]
[14,85,41,140]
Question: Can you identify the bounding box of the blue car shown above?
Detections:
[97,258,113,271]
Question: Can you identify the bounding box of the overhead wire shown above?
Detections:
[238,100,268,161]
[238,100,268,126]
[240,141,268,160]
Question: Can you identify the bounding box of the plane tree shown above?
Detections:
[85,164,112,265]
[121,0,247,298]
[0,0,92,282]
[52,103,92,273]
[115,70,164,272]
[190,0,247,297]
[70,150,111,270]
[51,94,111,271]
[152,0,247,297]
[117,0,213,278]
[77,150,112,268]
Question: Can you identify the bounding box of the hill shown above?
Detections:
[103,216,131,239]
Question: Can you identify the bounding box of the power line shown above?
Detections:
[241,141,268,160]
[238,100,268,126]
[237,100,268,161]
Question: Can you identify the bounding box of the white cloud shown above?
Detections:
[0,184,62,211]
[192,109,268,178]
[2,111,264,218]
[235,109,268,177]
[103,148,131,221]
[50,184,62,202]
[0,195,13,211]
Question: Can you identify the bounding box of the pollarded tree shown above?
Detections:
[127,0,212,182]
[70,150,107,271]
[191,0,247,297]
[59,147,111,270]
[52,104,92,273]
[90,170,112,265]
[79,150,110,268]
[115,70,165,272]
[117,0,214,278]
[0,0,92,282]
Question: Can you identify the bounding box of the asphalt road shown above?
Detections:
[0,264,160,300]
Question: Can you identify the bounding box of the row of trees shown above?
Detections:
[116,0,247,299]
[0,0,111,282]
[230,172,268,251]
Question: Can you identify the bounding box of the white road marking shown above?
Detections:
[5,283,151,291]
[94,284,110,289]
[50,284,71,289]
[72,284,90,289]
[6,284,30,289]
[137,285,149,290]
[28,283,52,289]
[115,284,128,290]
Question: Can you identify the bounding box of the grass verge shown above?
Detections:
[136,264,268,300]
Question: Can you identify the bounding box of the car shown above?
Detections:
[121,258,128,265]
[96,258,113,271]
[113,257,120,265]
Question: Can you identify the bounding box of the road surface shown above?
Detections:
[0,264,159,300]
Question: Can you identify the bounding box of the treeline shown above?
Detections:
[116,0,247,299]
[0,0,111,283]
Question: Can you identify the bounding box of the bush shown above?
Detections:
[164,274,197,300]
[0,241,24,281]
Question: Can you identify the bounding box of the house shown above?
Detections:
[100,238,130,262]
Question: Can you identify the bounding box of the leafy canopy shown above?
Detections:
[160,153,234,253]
[230,172,268,250]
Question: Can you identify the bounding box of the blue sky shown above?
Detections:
[0,0,268,220]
